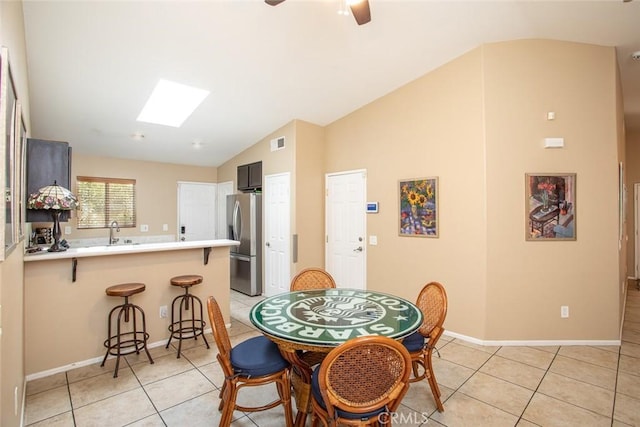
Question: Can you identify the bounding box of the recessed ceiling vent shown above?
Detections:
[270,136,286,152]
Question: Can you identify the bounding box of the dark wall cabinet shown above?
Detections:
[237,161,262,192]
[26,138,72,222]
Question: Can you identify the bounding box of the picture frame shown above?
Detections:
[399,177,438,237]
[14,102,25,243]
[1,46,18,257]
[525,173,576,241]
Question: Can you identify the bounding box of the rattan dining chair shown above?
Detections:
[289,267,338,382]
[290,267,337,291]
[402,281,448,412]
[310,335,412,427]
[206,296,294,427]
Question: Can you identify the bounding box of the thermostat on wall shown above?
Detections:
[366,202,379,213]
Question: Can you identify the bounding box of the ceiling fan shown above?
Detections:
[265,0,371,26]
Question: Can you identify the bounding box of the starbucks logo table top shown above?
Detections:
[250,288,423,348]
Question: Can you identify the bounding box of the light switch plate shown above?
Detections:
[140,224,149,232]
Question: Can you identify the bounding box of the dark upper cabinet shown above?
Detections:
[26,138,72,222]
[248,161,262,188]
[237,161,262,192]
[237,164,249,191]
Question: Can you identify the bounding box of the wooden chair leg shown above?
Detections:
[426,372,444,412]
[218,382,226,411]
[219,383,237,427]
[277,374,294,427]
[426,352,442,398]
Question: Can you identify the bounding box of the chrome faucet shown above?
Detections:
[109,220,120,245]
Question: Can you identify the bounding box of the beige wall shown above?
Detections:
[0,253,23,425]
[293,121,325,269]
[325,46,488,338]
[324,39,623,341]
[42,154,217,242]
[482,40,621,340]
[1,1,29,425]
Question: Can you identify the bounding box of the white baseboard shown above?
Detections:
[25,327,221,382]
[25,338,171,382]
[443,330,620,347]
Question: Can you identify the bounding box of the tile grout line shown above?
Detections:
[610,346,622,427]
[515,345,561,426]
[64,371,78,427]
[123,354,168,427]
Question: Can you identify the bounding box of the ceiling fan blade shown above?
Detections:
[265,0,286,5]
[349,0,371,25]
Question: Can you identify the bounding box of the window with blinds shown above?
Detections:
[76,176,137,229]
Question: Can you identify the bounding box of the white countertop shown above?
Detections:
[24,239,240,262]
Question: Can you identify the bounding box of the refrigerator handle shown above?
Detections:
[232,200,241,240]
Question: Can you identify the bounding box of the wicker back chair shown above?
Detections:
[402,281,448,412]
[290,267,337,291]
[206,297,294,427]
[310,335,412,427]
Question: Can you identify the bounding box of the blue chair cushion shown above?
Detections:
[311,367,388,420]
[230,336,289,377]
[402,331,425,353]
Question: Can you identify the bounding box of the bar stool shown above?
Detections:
[101,282,154,378]
[166,274,210,358]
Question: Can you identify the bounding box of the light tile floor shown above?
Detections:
[24,283,640,426]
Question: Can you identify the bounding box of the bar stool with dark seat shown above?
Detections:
[101,282,154,378]
[165,274,210,358]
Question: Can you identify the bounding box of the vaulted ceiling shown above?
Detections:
[21,1,640,167]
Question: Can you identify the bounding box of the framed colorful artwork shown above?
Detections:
[1,46,18,258]
[399,177,438,237]
[525,173,576,241]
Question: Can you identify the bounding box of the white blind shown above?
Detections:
[76,176,136,229]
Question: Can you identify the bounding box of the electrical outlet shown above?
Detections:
[159,305,168,318]
[140,224,149,232]
[64,226,72,235]
[162,223,168,231]
[560,305,569,318]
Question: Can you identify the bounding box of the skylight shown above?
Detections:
[137,79,210,127]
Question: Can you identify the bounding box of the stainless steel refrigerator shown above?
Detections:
[227,193,262,296]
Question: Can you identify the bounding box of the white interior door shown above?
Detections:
[177,182,217,241]
[325,170,366,289]
[216,181,234,239]
[264,173,291,296]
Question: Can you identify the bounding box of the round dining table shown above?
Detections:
[250,288,423,427]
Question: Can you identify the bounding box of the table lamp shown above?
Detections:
[27,181,78,252]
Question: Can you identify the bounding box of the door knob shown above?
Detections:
[266,242,271,247]
[354,246,363,252]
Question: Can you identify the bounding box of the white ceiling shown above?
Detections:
[21,0,640,167]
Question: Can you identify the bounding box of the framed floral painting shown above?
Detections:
[525,173,576,241]
[399,177,438,237]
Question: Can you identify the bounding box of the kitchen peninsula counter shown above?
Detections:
[24,239,239,261]
[24,239,239,376]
